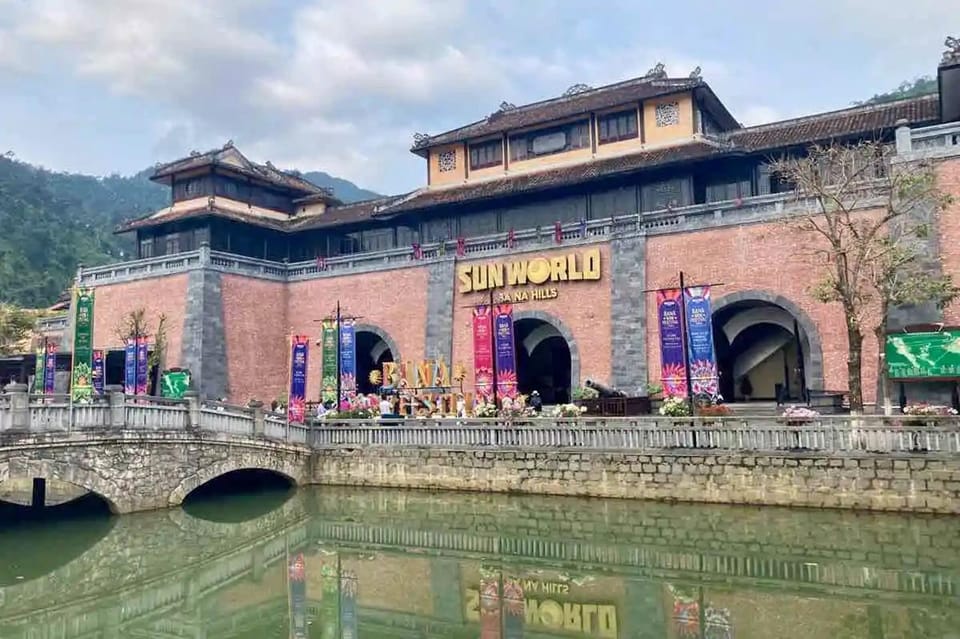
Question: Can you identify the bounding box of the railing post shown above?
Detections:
[184,391,201,429]
[5,383,29,431]
[106,385,126,429]
[249,400,265,437]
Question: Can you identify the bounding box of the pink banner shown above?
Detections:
[473,306,494,400]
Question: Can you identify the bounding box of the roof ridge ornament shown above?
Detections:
[944,36,960,65]
[644,62,667,80]
[222,140,234,149]
[412,132,431,148]
[562,83,592,97]
[498,101,517,112]
[689,66,702,80]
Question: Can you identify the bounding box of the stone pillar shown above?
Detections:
[106,385,125,429]
[5,383,29,431]
[250,400,265,436]
[895,119,912,154]
[184,391,201,429]
[251,544,265,582]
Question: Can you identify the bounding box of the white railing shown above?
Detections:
[199,406,254,437]
[264,415,287,440]
[124,401,189,430]
[78,251,203,286]
[311,416,960,455]
[911,121,960,151]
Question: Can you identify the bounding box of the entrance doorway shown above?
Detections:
[712,300,807,402]
[355,329,395,395]
[513,318,572,405]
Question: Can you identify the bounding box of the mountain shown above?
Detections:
[857,76,938,105]
[0,154,380,308]
[303,170,381,203]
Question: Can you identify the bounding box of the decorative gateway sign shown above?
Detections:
[886,330,960,379]
[457,247,602,302]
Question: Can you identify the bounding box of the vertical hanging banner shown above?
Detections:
[479,565,502,639]
[92,350,105,396]
[318,554,340,639]
[657,289,688,397]
[340,570,358,639]
[288,335,309,424]
[339,320,357,399]
[494,305,518,399]
[287,553,308,639]
[321,320,338,405]
[33,345,45,394]
[44,343,58,395]
[472,306,494,400]
[502,575,525,639]
[683,286,719,396]
[124,341,136,395]
[135,336,149,396]
[70,287,95,402]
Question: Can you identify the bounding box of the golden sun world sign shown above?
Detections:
[457,247,601,300]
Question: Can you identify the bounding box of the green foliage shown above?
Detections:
[0,303,34,355]
[856,76,938,105]
[571,386,598,400]
[0,156,168,307]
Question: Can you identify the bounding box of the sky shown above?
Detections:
[0,0,953,195]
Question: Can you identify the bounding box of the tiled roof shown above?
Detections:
[414,76,704,150]
[151,142,324,196]
[289,196,404,231]
[384,141,728,215]
[726,94,940,151]
[117,204,288,233]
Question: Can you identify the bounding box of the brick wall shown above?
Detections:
[938,157,960,324]
[310,448,960,514]
[646,221,880,401]
[450,243,613,390]
[221,275,288,404]
[287,266,430,402]
[92,274,189,368]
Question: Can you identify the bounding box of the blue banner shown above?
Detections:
[494,305,518,399]
[92,350,105,396]
[135,337,149,396]
[684,286,719,396]
[124,341,136,395]
[339,320,356,398]
[288,335,309,424]
[43,343,57,395]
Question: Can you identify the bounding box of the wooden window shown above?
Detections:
[598,110,638,144]
[509,119,590,162]
[469,140,503,170]
[139,238,154,259]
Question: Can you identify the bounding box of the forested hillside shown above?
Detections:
[0,155,379,307]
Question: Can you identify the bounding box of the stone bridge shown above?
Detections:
[1,487,958,639]
[0,385,312,513]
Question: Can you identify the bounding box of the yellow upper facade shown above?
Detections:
[415,70,729,190]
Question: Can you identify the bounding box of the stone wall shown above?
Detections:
[309,448,960,514]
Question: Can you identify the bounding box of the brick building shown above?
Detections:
[65,44,960,409]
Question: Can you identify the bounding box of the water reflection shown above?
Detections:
[0,487,957,638]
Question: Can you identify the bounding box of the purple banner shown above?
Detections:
[684,286,719,396]
[288,335,309,424]
[135,337,149,396]
[657,289,688,397]
[92,350,105,396]
[288,553,308,639]
[494,304,518,400]
[124,341,136,395]
[44,343,57,395]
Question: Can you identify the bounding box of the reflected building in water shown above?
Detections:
[0,488,958,638]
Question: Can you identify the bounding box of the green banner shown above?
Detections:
[160,369,192,399]
[886,330,960,379]
[321,320,338,405]
[33,345,45,394]
[70,288,95,402]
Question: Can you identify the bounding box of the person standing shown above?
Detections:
[530,390,543,413]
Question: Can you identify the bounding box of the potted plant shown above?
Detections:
[659,396,691,417]
[552,403,587,418]
[780,405,820,426]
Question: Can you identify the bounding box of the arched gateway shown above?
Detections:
[353,324,400,394]
[511,310,580,405]
[711,291,824,402]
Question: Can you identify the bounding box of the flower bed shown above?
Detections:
[779,405,820,426]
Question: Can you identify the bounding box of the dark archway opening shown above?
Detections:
[713,300,807,403]
[513,318,572,405]
[355,330,394,395]
[182,469,294,523]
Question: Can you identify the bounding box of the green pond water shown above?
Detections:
[0,485,957,638]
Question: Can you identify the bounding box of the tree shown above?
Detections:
[772,142,956,412]
[116,308,169,394]
[0,303,34,355]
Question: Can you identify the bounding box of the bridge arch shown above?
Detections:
[0,459,123,514]
[168,459,303,508]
